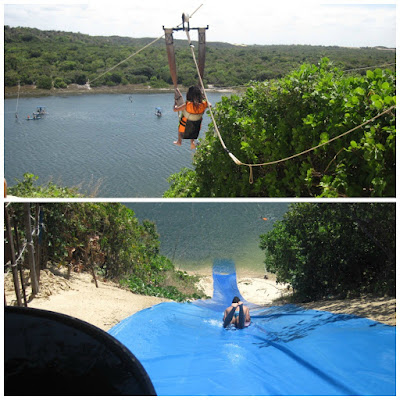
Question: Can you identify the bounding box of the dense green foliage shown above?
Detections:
[259,203,395,301]
[8,173,83,198]
[164,59,396,197]
[4,26,395,89]
[6,201,205,301]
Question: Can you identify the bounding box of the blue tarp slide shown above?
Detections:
[109,260,396,396]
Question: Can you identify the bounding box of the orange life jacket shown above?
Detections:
[179,101,207,139]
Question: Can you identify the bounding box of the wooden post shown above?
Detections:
[4,205,22,306]
[91,265,99,288]
[24,203,39,295]
[84,238,98,288]
[34,204,41,283]
[13,215,28,306]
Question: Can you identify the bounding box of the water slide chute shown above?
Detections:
[109,259,395,396]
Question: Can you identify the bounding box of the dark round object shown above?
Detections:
[4,306,156,396]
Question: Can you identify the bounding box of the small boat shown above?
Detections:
[36,106,47,115]
[26,113,41,120]
[155,107,162,117]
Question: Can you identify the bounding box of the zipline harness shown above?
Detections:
[163,13,209,140]
[163,13,208,108]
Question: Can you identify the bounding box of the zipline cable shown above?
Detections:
[89,4,204,86]
[209,62,396,92]
[89,36,164,85]
[185,29,396,184]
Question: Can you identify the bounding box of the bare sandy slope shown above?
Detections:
[4,267,395,331]
[4,267,170,331]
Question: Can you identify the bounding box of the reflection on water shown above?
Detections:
[4,92,228,197]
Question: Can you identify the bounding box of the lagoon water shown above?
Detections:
[127,202,289,274]
[4,92,228,197]
[5,92,290,276]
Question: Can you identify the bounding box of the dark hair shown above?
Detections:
[232,296,240,303]
[186,86,204,111]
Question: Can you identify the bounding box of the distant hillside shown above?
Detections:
[4,25,396,89]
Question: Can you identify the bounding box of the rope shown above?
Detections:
[185,30,231,153]
[205,61,396,91]
[13,241,28,266]
[185,30,396,183]
[343,62,396,73]
[249,106,395,167]
[89,36,163,85]
[15,80,20,118]
[89,4,204,86]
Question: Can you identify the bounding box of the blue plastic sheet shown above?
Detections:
[109,260,396,396]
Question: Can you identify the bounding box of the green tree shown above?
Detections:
[36,75,52,89]
[53,77,67,88]
[259,203,395,301]
[6,200,206,301]
[164,59,396,197]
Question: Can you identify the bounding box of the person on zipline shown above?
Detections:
[173,85,209,149]
[223,296,251,329]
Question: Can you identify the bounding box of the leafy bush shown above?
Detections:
[7,200,206,302]
[259,203,395,301]
[53,77,67,88]
[8,173,81,198]
[164,59,395,197]
[36,75,52,89]
[121,267,205,302]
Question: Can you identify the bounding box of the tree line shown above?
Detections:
[4,25,395,90]
[260,203,395,302]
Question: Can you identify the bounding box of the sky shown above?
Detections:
[2,1,397,48]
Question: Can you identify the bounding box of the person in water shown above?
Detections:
[223,296,251,329]
[173,85,209,149]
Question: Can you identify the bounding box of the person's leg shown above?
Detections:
[174,133,182,146]
[190,139,196,149]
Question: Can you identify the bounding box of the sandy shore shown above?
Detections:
[4,267,170,331]
[195,273,291,305]
[4,267,395,331]
[4,83,238,99]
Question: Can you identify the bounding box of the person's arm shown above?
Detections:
[173,103,186,112]
[223,306,231,321]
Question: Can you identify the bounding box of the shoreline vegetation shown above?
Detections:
[4,83,237,99]
[4,267,395,331]
[5,26,395,99]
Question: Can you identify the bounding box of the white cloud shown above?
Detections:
[3,1,396,47]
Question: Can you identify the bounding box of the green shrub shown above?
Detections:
[164,59,395,197]
[36,75,52,89]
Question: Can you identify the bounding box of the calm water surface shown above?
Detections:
[128,202,289,274]
[4,92,228,197]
